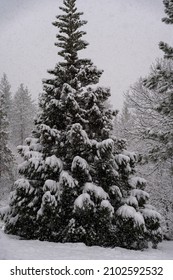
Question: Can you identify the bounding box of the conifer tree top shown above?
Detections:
[53,0,88,67]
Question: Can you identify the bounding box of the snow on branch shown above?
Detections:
[17,145,29,157]
[128,177,147,189]
[45,155,63,173]
[131,189,149,202]
[40,124,60,139]
[68,123,91,145]
[14,179,34,195]
[140,208,162,220]
[98,139,114,154]
[109,185,122,198]
[74,193,94,210]
[59,170,77,188]
[71,156,91,182]
[72,156,88,170]
[115,154,130,165]
[124,196,139,208]
[122,150,137,163]
[43,179,59,193]
[116,204,145,226]
[83,182,109,200]
[61,83,76,99]
[25,137,42,152]
[100,199,114,216]
[28,153,44,171]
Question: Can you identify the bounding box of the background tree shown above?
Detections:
[0,74,12,124]
[142,0,173,163]
[0,76,14,202]
[141,0,173,237]
[113,0,173,238]
[10,84,36,146]
[114,84,173,239]
[4,0,162,250]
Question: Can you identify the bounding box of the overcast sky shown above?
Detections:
[0,0,173,109]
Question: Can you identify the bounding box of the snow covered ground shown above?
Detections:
[0,229,173,260]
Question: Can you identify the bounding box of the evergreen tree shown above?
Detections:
[4,0,162,249]
[113,100,136,141]
[0,74,12,124]
[10,84,36,146]
[0,77,13,180]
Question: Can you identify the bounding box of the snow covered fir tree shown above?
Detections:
[3,0,162,250]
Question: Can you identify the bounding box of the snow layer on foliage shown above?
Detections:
[18,146,42,163]
[71,156,88,171]
[122,150,137,162]
[116,204,136,218]
[17,145,29,156]
[13,180,35,200]
[66,93,80,111]
[124,196,139,208]
[21,151,41,161]
[74,193,94,209]
[43,180,59,193]
[25,137,42,152]
[37,191,57,219]
[109,185,122,198]
[29,152,44,170]
[131,189,149,202]
[0,230,173,259]
[116,204,145,226]
[45,155,63,172]
[115,154,130,165]
[42,191,57,207]
[80,129,91,145]
[50,98,60,107]
[100,200,114,215]
[40,124,60,138]
[61,83,76,100]
[124,164,132,173]
[18,160,29,173]
[98,139,114,153]
[18,151,44,172]
[134,212,145,227]
[141,208,162,220]
[83,182,109,200]
[14,179,30,192]
[128,177,147,189]
[59,171,76,188]
[69,123,90,145]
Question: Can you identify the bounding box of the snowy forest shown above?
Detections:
[0,0,173,258]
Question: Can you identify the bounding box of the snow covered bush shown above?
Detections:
[3,0,162,250]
